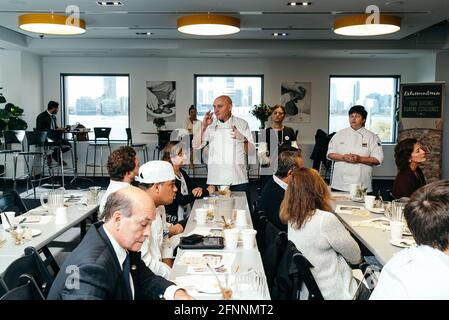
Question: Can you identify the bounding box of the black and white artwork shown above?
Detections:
[281,81,312,123]
[146,81,176,122]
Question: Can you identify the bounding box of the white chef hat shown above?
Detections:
[135,160,175,184]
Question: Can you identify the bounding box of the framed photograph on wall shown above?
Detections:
[281,81,312,123]
[146,81,176,122]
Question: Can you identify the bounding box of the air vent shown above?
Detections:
[96,1,124,6]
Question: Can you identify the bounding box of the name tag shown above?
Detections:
[362,143,368,147]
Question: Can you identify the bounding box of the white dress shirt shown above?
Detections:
[273,174,288,190]
[193,115,254,186]
[99,180,130,214]
[370,245,449,300]
[102,225,179,300]
[327,126,383,192]
[141,205,172,279]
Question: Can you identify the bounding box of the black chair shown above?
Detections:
[0,130,30,189]
[0,246,57,298]
[0,190,27,216]
[126,128,148,162]
[85,127,112,177]
[0,274,44,300]
[153,129,173,160]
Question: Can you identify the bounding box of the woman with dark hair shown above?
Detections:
[162,141,210,226]
[392,138,427,198]
[258,104,298,167]
[280,168,363,299]
[183,105,202,135]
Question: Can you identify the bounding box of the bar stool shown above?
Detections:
[152,129,172,160]
[46,130,75,189]
[85,127,111,177]
[0,130,32,190]
[126,128,148,162]
[19,131,54,197]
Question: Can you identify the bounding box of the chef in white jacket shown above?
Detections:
[327,105,383,193]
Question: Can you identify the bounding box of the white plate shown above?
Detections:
[367,207,385,214]
[390,238,416,248]
[30,229,42,237]
[351,197,365,203]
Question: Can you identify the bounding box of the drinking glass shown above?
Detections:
[391,198,409,222]
[233,269,268,300]
[87,186,102,205]
[383,201,392,220]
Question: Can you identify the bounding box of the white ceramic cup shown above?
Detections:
[240,229,257,249]
[235,209,247,227]
[54,207,68,224]
[364,195,375,209]
[350,184,360,197]
[195,208,208,225]
[224,229,239,249]
[390,221,404,240]
[1,211,16,230]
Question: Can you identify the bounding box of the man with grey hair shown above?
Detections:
[257,146,303,231]
[47,187,191,300]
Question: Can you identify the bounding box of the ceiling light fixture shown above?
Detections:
[287,2,312,6]
[96,1,124,6]
[18,13,86,35]
[333,14,401,36]
[273,32,288,37]
[136,32,152,35]
[177,14,240,36]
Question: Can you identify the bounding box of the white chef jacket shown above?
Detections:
[327,126,383,192]
[193,115,254,186]
[370,245,449,300]
[99,180,130,215]
[140,205,172,279]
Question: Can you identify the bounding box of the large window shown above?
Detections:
[195,75,263,131]
[329,76,400,143]
[62,74,129,140]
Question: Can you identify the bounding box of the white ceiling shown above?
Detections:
[0,0,448,58]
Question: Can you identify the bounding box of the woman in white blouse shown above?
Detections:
[183,105,202,136]
[280,167,363,300]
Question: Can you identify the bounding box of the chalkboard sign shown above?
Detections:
[401,83,443,118]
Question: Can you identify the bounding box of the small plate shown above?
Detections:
[390,238,416,248]
[30,229,42,237]
[351,197,365,203]
[367,207,385,214]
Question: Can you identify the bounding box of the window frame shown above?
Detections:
[194,74,264,127]
[60,73,130,141]
[328,75,401,144]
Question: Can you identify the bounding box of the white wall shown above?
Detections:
[436,51,449,179]
[41,55,436,177]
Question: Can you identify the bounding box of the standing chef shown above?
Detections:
[327,105,383,193]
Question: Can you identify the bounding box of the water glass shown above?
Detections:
[87,186,102,205]
[233,269,268,300]
[391,198,409,222]
[383,201,392,220]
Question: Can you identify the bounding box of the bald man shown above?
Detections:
[192,95,254,197]
[48,187,191,300]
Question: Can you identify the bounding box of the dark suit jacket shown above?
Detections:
[258,176,287,232]
[392,166,426,199]
[36,110,54,131]
[165,168,209,228]
[47,222,174,300]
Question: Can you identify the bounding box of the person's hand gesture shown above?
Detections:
[207,185,215,194]
[202,110,213,130]
[192,187,203,197]
[230,125,244,141]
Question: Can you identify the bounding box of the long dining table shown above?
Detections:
[332,193,414,266]
[0,190,102,273]
[169,192,270,300]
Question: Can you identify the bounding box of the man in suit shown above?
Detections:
[257,147,302,232]
[36,100,71,165]
[47,187,192,300]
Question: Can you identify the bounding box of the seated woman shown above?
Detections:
[280,168,363,300]
[257,104,298,167]
[162,141,211,227]
[392,138,427,199]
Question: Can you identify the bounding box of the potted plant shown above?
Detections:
[0,90,28,131]
[250,103,272,129]
[153,117,166,130]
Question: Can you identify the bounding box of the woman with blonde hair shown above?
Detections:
[280,167,363,299]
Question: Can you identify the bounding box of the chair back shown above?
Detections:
[1,247,55,298]
[0,274,44,300]
[25,131,48,151]
[94,127,111,142]
[0,190,27,214]
[3,130,25,149]
[157,129,173,150]
[125,128,132,145]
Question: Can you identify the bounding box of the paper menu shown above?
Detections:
[178,251,236,274]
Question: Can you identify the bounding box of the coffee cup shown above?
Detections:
[54,207,68,224]
[224,229,239,249]
[350,184,360,197]
[235,210,247,227]
[195,208,208,225]
[364,195,375,210]
[240,229,257,249]
[390,221,404,240]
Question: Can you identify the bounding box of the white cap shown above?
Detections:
[136,160,175,184]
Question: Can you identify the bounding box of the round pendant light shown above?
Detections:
[334,14,401,36]
[19,13,86,35]
[177,14,240,36]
